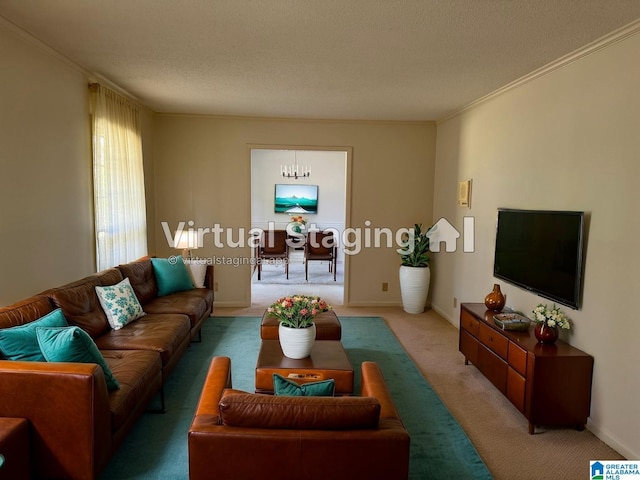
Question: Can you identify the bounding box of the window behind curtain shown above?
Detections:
[90,84,148,271]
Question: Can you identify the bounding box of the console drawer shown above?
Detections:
[460,309,480,337]
[508,343,527,377]
[479,322,508,360]
[477,344,507,394]
[460,329,479,365]
[507,366,526,413]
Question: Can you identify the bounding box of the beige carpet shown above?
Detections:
[216,295,623,480]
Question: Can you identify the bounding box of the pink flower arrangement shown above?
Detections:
[267,295,331,328]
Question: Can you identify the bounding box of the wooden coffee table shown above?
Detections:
[255,340,354,395]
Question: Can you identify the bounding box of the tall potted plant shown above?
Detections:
[267,295,331,358]
[397,223,436,314]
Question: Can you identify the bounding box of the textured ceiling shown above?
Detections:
[2,1,640,120]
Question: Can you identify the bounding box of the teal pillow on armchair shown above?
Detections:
[273,374,335,397]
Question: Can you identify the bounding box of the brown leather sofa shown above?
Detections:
[189,356,410,480]
[0,417,30,480]
[0,256,213,480]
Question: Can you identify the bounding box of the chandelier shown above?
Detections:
[281,151,310,179]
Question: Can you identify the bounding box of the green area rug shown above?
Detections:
[100,316,493,480]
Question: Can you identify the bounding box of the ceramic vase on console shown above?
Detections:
[279,323,316,359]
[484,284,505,312]
[534,323,559,344]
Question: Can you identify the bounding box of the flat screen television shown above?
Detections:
[274,184,318,214]
[493,208,585,309]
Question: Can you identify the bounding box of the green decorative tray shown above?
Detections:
[493,313,531,331]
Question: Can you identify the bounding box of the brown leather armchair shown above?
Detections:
[256,229,289,280]
[188,357,410,480]
[304,230,337,281]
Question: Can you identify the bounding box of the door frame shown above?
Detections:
[248,144,352,306]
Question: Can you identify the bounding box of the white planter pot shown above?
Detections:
[399,265,431,314]
[279,323,316,359]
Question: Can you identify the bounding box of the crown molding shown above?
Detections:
[154,111,434,125]
[0,15,87,74]
[438,18,640,123]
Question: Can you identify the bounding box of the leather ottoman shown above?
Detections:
[261,310,341,340]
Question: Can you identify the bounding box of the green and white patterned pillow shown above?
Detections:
[95,277,145,330]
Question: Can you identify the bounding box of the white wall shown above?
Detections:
[251,148,347,232]
[432,29,640,458]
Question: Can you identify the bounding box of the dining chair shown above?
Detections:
[257,230,289,280]
[304,231,337,281]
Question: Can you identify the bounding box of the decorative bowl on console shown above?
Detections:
[493,313,531,331]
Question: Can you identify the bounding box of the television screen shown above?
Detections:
[493,208,585,309]
[274,184,318,214]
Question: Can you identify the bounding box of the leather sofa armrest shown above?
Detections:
[0,360,112,480]
[360,361,404,421]
[191,356,231,425]
[0,417,30,480]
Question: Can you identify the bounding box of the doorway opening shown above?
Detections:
[249,146,351,307]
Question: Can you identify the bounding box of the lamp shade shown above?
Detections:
[175,230,198,249]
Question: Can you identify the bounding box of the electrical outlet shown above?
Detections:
[382,282,388,292]
[453,297,458,308]
[214,282,219,292]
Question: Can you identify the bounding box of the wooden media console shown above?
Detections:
[459,303,593,434]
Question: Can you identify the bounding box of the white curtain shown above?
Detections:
[90,84,148,271]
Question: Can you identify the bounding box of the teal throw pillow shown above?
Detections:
[273,373,335,397]
[95,277,146,330]
[0,308,68,361]
[35,326,120,391]
[150,256,194,296]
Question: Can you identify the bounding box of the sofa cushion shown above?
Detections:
[142,292,209,328]
[0,295,55,329]
[273,374,335,397]
[47,281,112,339]
[0,308,68,361]
[35,326,120,391]
[117,257,158,305]
[218,390,380,430]
[94,313,191,367]
[95,277,146,330]
[151,257,194,296]
[102,349,163,435]
[42,269,123,293]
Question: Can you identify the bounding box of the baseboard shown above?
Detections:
[430,302,456,327]
[213,301,253,308]
[345,301,402,307]
[586,421,638,460]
